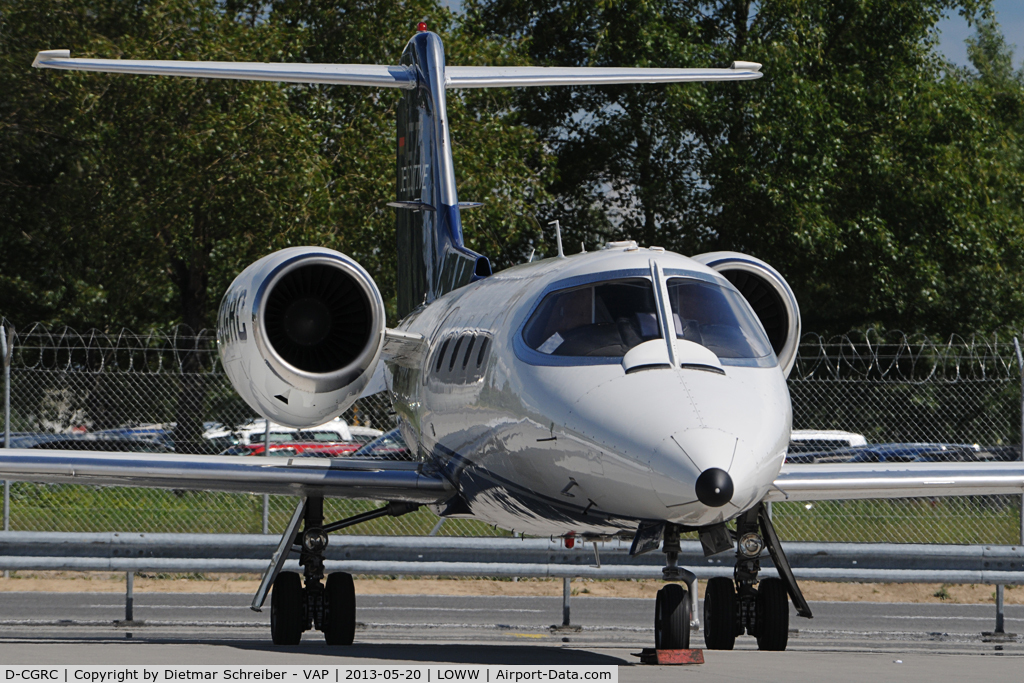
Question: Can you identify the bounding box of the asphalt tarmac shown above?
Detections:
[0,591,1021,681]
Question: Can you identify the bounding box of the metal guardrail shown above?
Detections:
[2,532,1024,583]
[2,533,1022,635]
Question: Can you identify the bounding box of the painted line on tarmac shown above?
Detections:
[876,615,1024,622]
[82,604,548,613]
[84,604,250,610]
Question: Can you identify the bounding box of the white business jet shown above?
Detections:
[6,26,1024,651]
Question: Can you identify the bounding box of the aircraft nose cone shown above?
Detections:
[695,468,734,507]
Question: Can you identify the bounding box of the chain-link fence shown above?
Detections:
[0,322,507,538]
[1,323,1023,544]
[776,329,1024,545]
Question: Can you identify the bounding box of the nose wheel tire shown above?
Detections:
[323,572,357,645]
[270,571,305,645]
[703,577,737,650]
[755,578,790,651]
[654,583,691,649]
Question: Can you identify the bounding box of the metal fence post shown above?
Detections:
[1,325,11,541]
[562,576,571,627]
[266,419,274,536]
[995,584,1005,634]
[125,571,134,622]
[1014,338,1024,546]
[262,495,270,535]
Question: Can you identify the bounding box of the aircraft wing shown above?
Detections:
[0,449,451,504]
[33,51,762,89]
[767,461,1024,502]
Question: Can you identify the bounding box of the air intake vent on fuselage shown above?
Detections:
[429,332,491,385]
[263,264,372,373]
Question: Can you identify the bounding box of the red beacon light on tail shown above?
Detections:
[417,22,428,32]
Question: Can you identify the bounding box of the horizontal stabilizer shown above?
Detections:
[445,64,763,88]
[32,51,416,89]
[33,51,762,90]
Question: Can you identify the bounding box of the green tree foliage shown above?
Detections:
[469,0,1024,335]
[1,0,332,331]
[0,0,552,330]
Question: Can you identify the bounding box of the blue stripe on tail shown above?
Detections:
[395,31,490,319]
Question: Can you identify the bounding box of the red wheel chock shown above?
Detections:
[634,648,705,665]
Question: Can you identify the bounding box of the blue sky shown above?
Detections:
[936,0,1024,70]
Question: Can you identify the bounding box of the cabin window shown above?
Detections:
[666,278,773,359]
[523,278,660,357]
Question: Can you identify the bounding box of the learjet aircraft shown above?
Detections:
[5,26,1024,652]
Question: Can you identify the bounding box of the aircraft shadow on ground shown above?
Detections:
[218,642,629,665]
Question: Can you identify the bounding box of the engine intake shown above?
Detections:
[692,251,801,377]
[264,263,373,373]
[217,247,386,428]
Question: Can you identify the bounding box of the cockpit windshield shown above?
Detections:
[667,278,773,359]
[523,275,774,362]
[523,278,660,357]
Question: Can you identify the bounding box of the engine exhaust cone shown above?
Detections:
[695,468,734,508]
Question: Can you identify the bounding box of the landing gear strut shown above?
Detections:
[701,502,813,651]
[654,523,696,649]
[254,496,419,645]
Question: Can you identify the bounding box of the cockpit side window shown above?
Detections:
[667,278,773,359]
[523,278,660,357]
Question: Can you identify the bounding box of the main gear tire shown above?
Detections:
[755,578,790,651]
[270,571,305,645]
[323,572,357,645]
[703,577,737,650]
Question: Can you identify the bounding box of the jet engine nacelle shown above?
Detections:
[691,251,801,377]
[216,247,386,428]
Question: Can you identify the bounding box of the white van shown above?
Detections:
[788,429,867,454]
[204,417,354,447]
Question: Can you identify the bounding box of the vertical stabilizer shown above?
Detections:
[394,31,490,319]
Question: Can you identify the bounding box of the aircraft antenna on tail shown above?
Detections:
[548,220,566,259]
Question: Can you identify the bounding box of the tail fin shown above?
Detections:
[392,32,490,319]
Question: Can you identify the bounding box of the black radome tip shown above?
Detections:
[695,468,734,508]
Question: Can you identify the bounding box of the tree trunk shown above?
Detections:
[169,241,211,454]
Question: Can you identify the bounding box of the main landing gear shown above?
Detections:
[252,496,419,645]
[700,502,813,651]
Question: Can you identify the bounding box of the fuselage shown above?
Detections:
[389,243,792,537]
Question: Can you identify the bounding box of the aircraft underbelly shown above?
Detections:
[420,410,645,536]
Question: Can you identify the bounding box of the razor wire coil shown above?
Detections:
[1,322,1022,543]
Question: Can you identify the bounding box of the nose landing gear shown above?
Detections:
[654,523,697,649]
